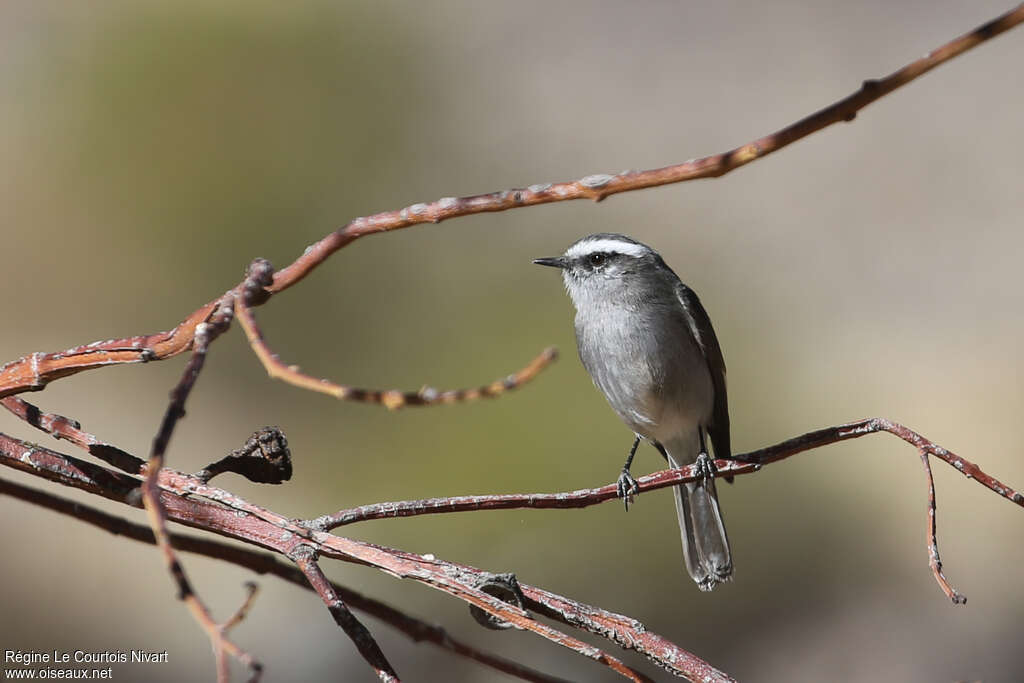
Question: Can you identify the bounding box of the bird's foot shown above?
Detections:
[616,468,640,510]
[694,451,717,484]
[696,576,718,593]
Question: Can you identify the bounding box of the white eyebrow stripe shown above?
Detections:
[566,239,649,259]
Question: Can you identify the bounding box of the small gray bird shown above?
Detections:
[534,233,732,591]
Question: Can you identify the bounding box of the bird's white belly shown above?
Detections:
[576,308,713,443]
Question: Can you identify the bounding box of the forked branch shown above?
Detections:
[0,477,571,683]
[292,549,401,682]
[0,433,722,681]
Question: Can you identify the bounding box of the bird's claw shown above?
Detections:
[616,469,640,510]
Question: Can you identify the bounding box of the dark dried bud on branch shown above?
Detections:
[195,426,292,484]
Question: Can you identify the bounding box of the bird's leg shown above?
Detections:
[695,428,717,483]
[616,435,642,510]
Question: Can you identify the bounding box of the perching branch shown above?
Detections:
[311,417,1023,521]
[309,417,1023,604]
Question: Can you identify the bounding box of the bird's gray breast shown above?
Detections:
[575,299,713,443]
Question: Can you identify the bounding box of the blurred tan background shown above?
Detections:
[2,1,1023,681]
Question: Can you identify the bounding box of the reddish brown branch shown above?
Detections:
[2,6,1020,402]
[0,433,723,682]
[294,549,401,682]
[284,535,657,682]
[520,585,725,683]
[742,418,1024,510]
[315,418,1023,527]
[265,3,1024,294]
[0,477,570,683]
[308,464,760,529]
[0,297,221,398]
[16,413,1016,671]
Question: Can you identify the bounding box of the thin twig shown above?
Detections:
[919,453,967,604]
[0,477,571,683]
[136,300,263,683]
[293,549,401,682]
[2,5,1020,400]
[742,418,1024,510]
[213,582,261,680]
[236,274,557,407]
[223,582,261,632]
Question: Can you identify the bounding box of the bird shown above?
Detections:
[534,233,733,591]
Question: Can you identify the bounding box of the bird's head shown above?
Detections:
[533,233,664,307]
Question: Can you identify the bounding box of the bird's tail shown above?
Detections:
[667,446,732,591]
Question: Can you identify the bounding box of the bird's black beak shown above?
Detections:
[533,256,567,268]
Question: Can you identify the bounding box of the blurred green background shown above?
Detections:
[2,1,1023,681]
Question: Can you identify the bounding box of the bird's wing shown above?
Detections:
[675,281,731,460]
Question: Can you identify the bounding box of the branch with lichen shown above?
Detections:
[0,433,722,682]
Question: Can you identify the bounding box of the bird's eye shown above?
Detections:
[588,252,607,267]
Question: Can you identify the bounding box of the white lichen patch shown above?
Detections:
[580,173,614,188]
